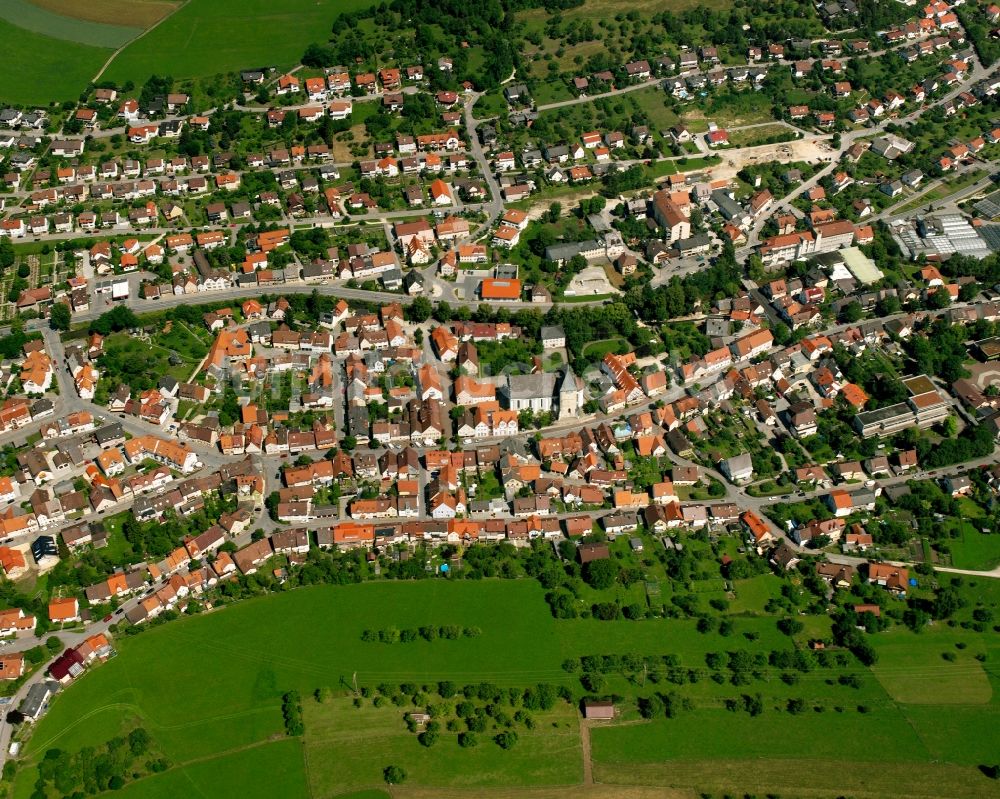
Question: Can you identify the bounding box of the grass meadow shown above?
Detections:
[10,579,1000,798]
[102,0,380,87]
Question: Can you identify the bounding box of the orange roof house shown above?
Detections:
[429,179,452,203]
[840,382,869,409]
[48,597,80,623]
[0,546,26,578]
[480,278,521,301]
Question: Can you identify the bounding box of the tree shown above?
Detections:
[383,765,407,784]
[839,301,863,323]
[638,694,665,718]
[458,731,477,747]
[407,296,433,323]
[933,586,964,619]
[582,558,617,589]
[494,730,518,749]
[417,730,438,747]
[0,237,13,270]
[48,303,71,331]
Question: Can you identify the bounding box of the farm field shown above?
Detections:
[102,0,380,88]
[0,18,112,105]
[27,0,180,28]
[0,0,140,47]
[11,579,1000,799]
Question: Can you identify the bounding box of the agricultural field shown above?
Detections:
[10,576,1000,799]
[102,0,380,88]
[0,0,140,47]
[0,18,112,105]
[27,0,181,28]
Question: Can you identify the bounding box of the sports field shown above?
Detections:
[0,18,112,105]
[10,579,1000,798]
[101,0,380,88]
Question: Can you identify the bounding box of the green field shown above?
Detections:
[11,579,1000,799]
[872,626,993,704]
[304,698,582,796]
[948,528,1000,571]
[0,0,140,47]
[0,18,112,105]
[114,739,308,799]
[102,0,379,87]
[581,337,629,361]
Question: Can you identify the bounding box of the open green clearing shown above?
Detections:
[581,337,629,361]
[0,0,140,47]
[0,18,111,105]
[102,0,380,87]
[11,579,1000,798]
[944,524,1000,570]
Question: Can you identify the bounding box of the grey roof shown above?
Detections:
[544,239,601,262]
[710,189,744,220]
[21,681,55,719]
[503,372,557,400]
[722,452,753,474]
[676,234,712,252]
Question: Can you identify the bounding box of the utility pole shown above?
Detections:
[353,671,359,694]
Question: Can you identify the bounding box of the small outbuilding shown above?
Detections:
[583,700,616,720]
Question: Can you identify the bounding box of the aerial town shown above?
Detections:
[0,0,999,796]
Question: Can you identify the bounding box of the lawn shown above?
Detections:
[0,18,112,105]
[581,337,629,361]
[102,0,381,87]
[728,575,782,615]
